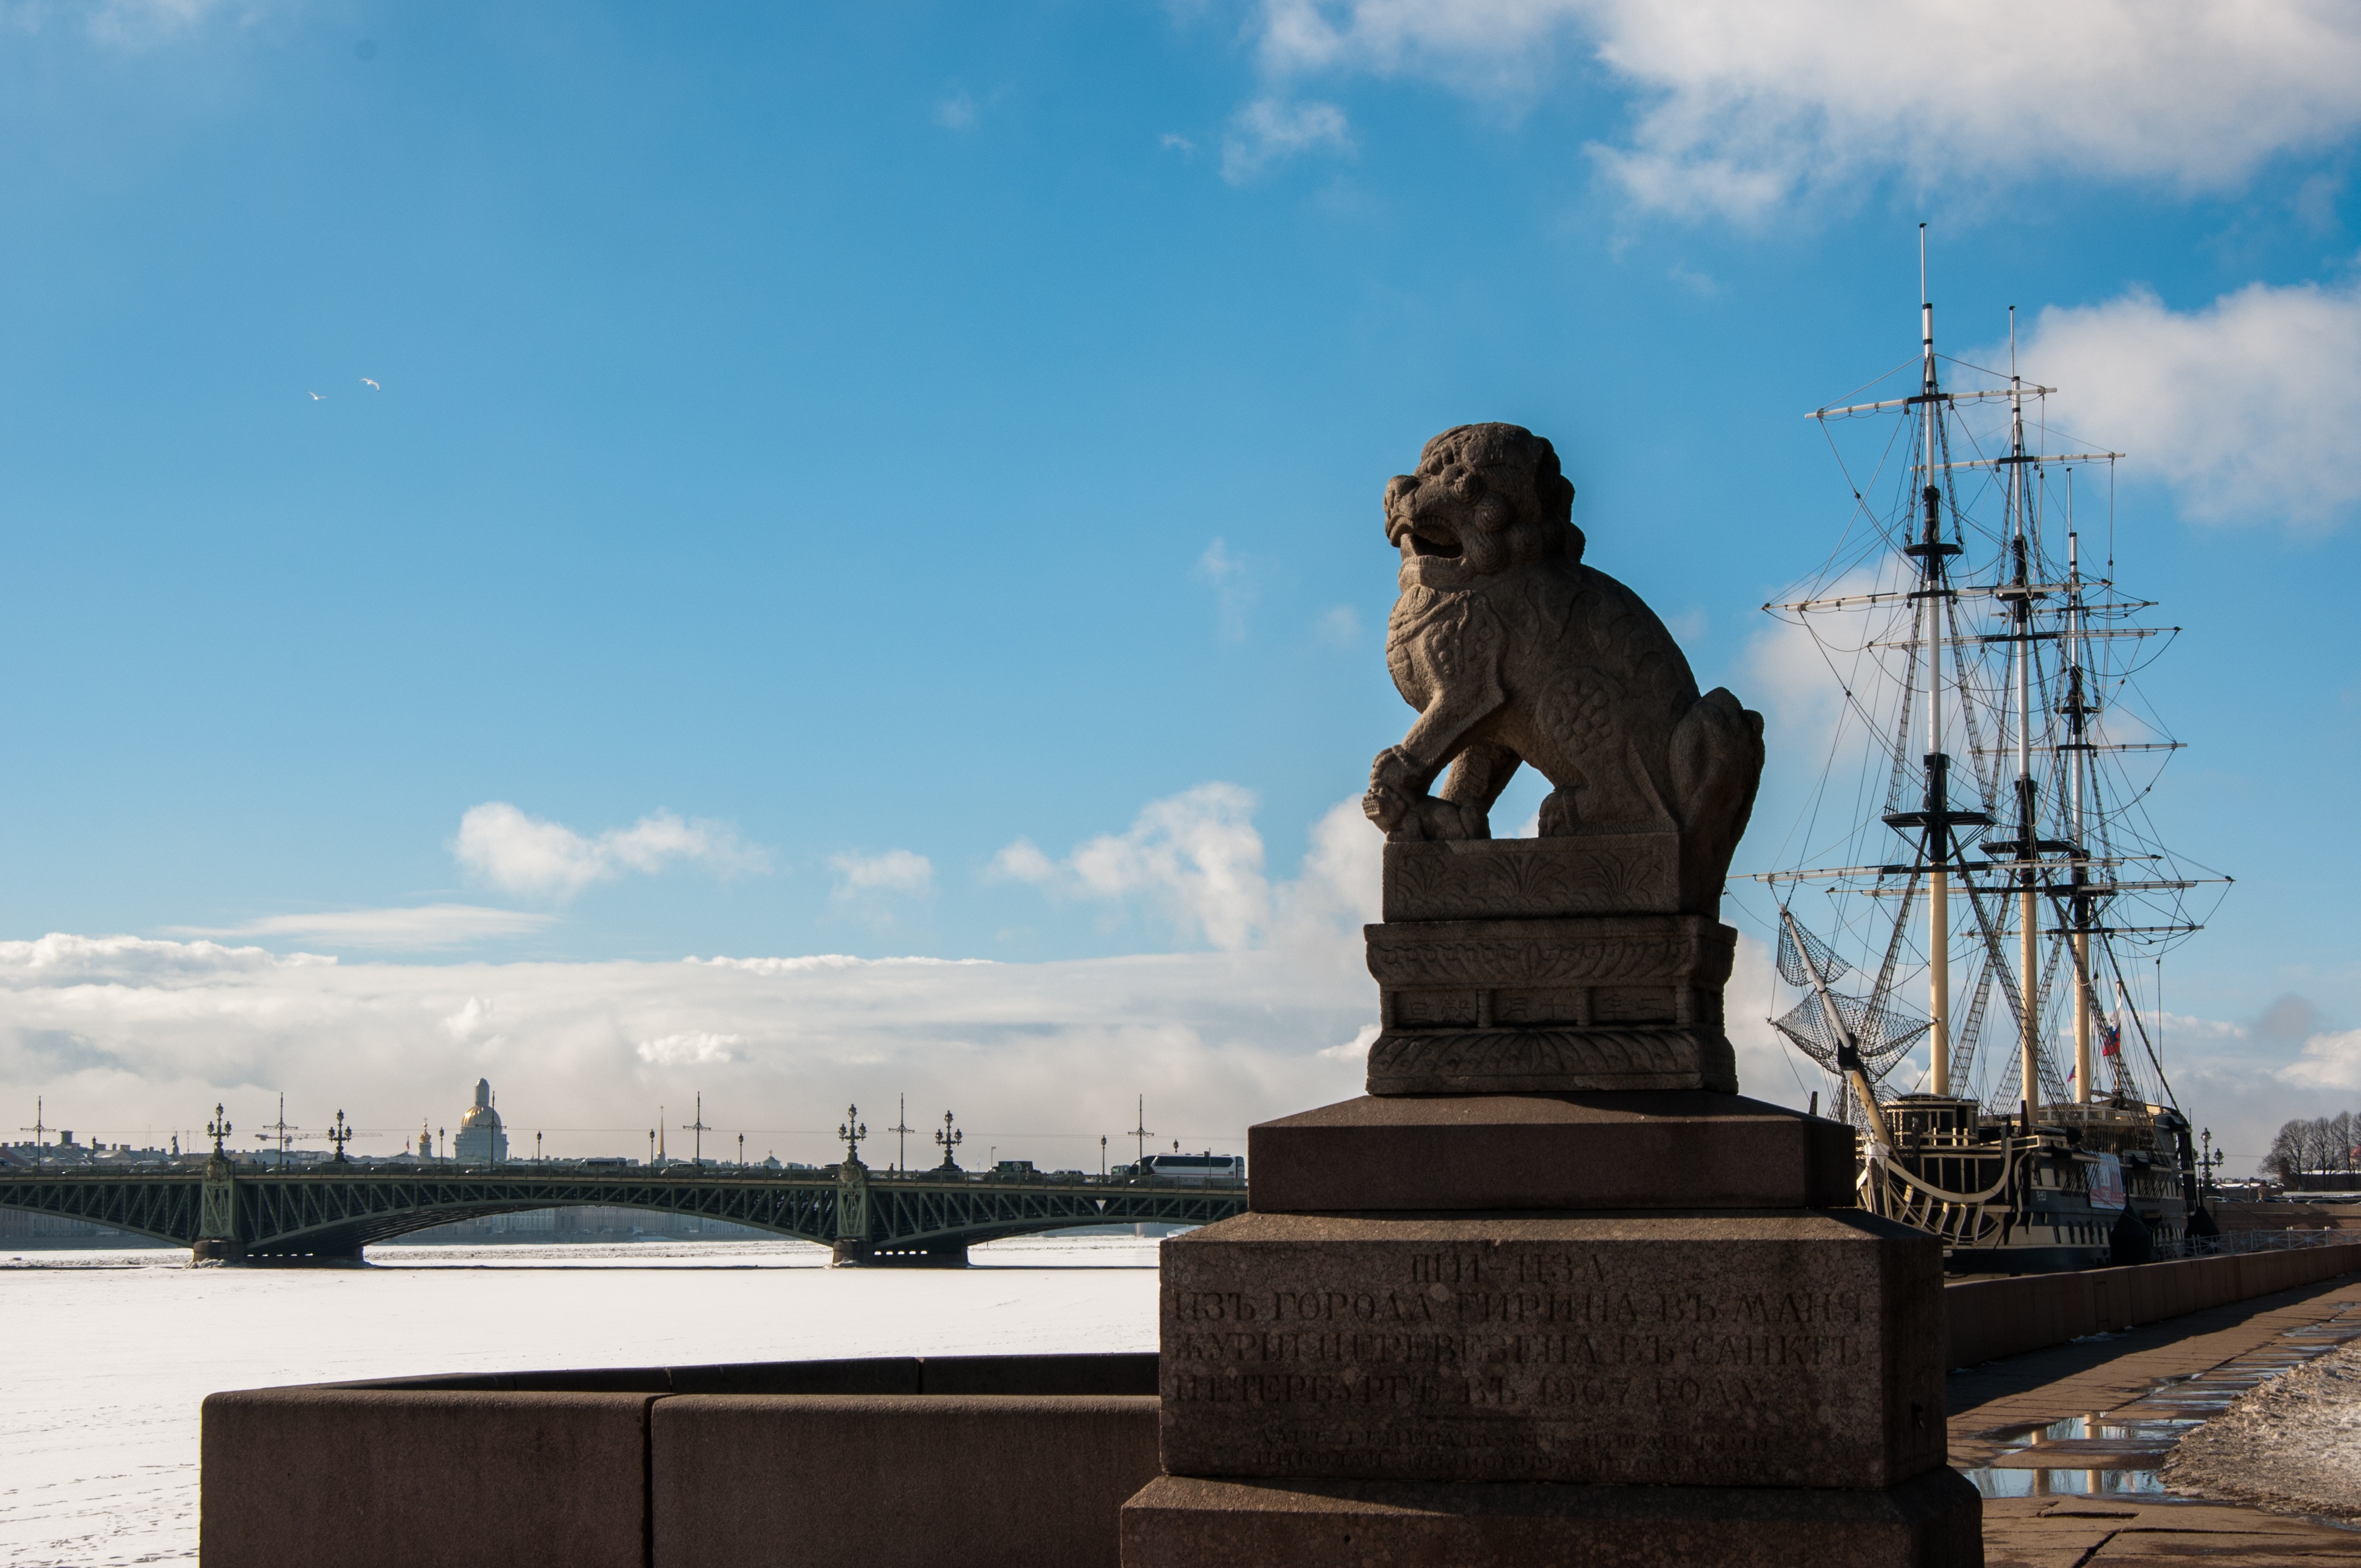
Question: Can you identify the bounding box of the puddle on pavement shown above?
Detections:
[1963,1306,2361,1500]
[1965,1412,2193,1497]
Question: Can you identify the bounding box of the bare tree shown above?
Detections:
[2265,1120,2308,1183]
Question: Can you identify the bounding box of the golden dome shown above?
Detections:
[460,1077,501,1130]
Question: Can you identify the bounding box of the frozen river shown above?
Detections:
[0,1234,1162,1567]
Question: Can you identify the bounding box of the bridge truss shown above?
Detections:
[0,1160,1245,1265]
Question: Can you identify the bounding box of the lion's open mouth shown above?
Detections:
[1407,529,1464,559]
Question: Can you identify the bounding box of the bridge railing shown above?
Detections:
[2,1160,1245,1186]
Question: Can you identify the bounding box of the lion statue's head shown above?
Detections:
[1383,423,1582,587]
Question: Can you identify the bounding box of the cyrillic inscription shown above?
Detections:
[1160,1236,1908,1488]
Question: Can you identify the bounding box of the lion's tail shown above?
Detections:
[1670,687,1767,913]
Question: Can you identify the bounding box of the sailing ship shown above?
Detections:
[1759,231,2228,1273]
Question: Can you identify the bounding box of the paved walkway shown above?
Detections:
[1953,1272,2361,1564]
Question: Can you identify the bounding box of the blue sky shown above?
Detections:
[5,1,2361,1169]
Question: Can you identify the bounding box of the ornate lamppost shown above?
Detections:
[934,1110,963,1172]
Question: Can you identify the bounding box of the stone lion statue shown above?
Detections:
[1363,423,1766,913]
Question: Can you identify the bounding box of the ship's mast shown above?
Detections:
[1918,229,1952,1095]
[2006,313,2042,1130]
[2065,524,2095,1102]
[1768,231,2225,1149]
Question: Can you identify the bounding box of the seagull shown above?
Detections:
[307,391,324,401]
[359,377,380,390]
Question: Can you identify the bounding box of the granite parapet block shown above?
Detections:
[200,1387,655,1568]
[1248,1091,1856,1213]
[652,1393,1161,1568]
[1120,1468,1983,1568]
[1159,1211,1948,1490]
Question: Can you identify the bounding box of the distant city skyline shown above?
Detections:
[0,3,2359,1171]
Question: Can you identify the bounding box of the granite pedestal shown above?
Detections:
[1122,1088,1979,1565]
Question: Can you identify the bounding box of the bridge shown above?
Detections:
[0,1152,1246,1265]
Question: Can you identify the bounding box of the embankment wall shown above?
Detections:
[1943,1241,2361,1367]
[199,1253,2361,1566]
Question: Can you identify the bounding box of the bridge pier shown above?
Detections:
[192,1239,369,1266]
[870,1241,969,1268]
[242,1241,367,1267]
[831,1238,968,1267]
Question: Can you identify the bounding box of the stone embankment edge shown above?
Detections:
[1943,1242,2361,1368]
[194,1256,2361,1566]
[199,1353,1163,1568]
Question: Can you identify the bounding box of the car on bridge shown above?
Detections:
[1128,1153,1244,1186]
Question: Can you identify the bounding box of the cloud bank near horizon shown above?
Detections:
[0,781,2332,1179]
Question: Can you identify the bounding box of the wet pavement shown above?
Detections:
[1952,1273,2361,1562]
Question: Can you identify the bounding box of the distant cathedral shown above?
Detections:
[454,1078,509,1164]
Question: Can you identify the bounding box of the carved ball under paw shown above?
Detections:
[1385,793,1489,842]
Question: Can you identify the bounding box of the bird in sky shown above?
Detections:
[307,391,324,401]
[359,377,380,390]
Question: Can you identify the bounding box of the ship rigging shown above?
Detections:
[1756,229,2230,1271]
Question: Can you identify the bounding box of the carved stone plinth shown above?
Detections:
[1156,1212,1946,1490]
[1381,834,1681,922]
[1365,913,1738,1094]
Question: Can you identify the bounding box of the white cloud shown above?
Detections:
[989,839,1058,885]
[0,933,1372,1166]
[935,91,977,131]
[1221,96,1352,184]
[2274,1028,2361,1093]
[830,849,934,899]
[1272,795,1384,947]
[2013,279,2361,528]
[1315,605,1361,646]
[1243,2,2361,217]
[1319,1021,1381,1061]
[0,0,262,48]
[451,802,766,900]
[1,826,2321,1179]
[1162,132,1196,155]
[1742,570,1874,793]
[1001,783,1271,951]
[634,1031,745,1067]
[0,932,334,981]
[169,904,555,951]
[1256,0,1578,91]
[1192,538,1257,639]
[993,784,1381,964]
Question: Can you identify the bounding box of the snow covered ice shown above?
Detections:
[0,1235,1161,1567]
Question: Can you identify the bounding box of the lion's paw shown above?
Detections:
[1369,792,1489,843]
